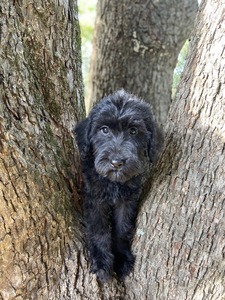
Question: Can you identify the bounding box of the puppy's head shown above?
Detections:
[75,90,162,183]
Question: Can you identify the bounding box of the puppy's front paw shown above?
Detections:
[90,259,113,283]
[114,251,135,279]
[95,268,112,283]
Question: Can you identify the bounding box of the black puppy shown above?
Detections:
[75,90,162,282]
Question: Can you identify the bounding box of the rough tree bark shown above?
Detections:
[126,1,225,299]
[0,1,86,299]
[1,0,225,299]
[87,0,198,125]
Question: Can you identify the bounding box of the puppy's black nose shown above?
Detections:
[111,159,125,169]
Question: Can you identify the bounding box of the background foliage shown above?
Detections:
[79,0,97,96]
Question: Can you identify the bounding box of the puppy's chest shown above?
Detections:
[108,185,120,205]
[84,171,142,204]
[99,181,138,205]
[99,183,122,205]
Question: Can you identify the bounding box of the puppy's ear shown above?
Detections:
[73,118,92,159]
[147,124,164,164]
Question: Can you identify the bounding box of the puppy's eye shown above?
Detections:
[100,126,109,134]
[129,127,138,135]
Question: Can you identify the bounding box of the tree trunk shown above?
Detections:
[126,0,225,299]
[1,0,225,299]
[87,0,198,125]
[0,1,86,299]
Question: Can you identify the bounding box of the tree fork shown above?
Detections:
[88,0,198,125]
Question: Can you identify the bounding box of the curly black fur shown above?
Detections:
[74,90,163,282]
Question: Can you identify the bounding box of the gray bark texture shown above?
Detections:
[1,0,225,299]
[0,1,85,299]
[128,1,225,299]
[87,0,198,125]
